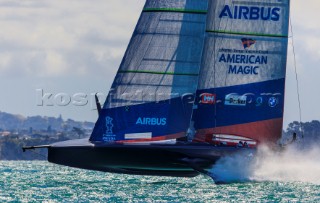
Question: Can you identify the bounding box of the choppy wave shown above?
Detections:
[0,160,319,202]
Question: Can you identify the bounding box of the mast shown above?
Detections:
[90,0,209,142]
[192,0,291,144]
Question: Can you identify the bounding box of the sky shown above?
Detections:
[0,0,318,128]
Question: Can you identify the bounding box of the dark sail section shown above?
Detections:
[193,0,290,143]
[90,0,208,142]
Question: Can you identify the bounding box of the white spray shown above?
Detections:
[210,144,320,184]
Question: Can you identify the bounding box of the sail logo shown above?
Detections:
[219,5,281,21]
[268,97,278,107]
[103,116,116,141]
[225,94,247,106]
[241,38,256,49]
[200,93,216,104]
[136,117,167,126]
[105,117,114,134]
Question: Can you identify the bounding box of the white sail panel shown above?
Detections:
[199,0,290,89]
[198,34,288,89]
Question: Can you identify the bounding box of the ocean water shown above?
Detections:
[0,146,319,202]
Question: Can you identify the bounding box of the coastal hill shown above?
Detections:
[0,111,94,132]
[0,111,94,160]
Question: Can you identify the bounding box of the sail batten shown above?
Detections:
[206,30,288,38]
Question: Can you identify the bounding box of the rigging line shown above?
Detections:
[289,16,303,138]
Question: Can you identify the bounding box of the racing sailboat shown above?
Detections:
[24,0,290,178]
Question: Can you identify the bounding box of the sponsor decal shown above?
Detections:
[268,97,278,107]
[241,38,256,49]
[219,48,269,55]
[136,117,167,126]
[103,116,116,141]
[219,5,281,21]
[219,54,267,64]
[200,93,216,104]
[255,97,263,106]
[228,65,259,75]
[225,94,247,106]
[219,53,266,75]
[217,4,283,77]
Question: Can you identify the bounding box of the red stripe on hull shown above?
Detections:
[194,118,283,144]
[116,132,185,143]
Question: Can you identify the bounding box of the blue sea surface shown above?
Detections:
[0,161,319,202]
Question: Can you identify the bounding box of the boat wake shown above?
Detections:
[209,143,320,185]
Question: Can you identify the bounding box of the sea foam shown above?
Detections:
[210,142,320,184]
